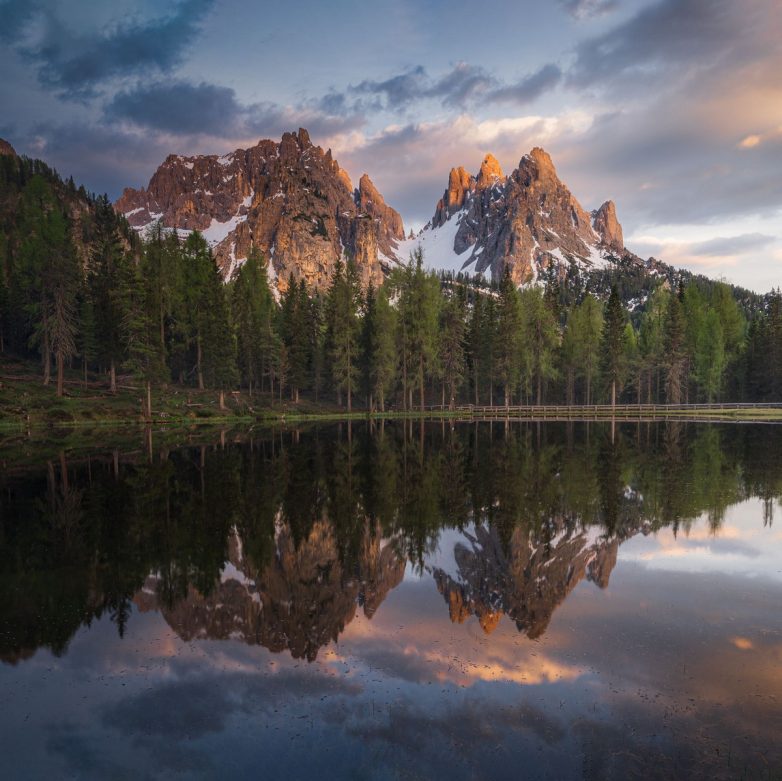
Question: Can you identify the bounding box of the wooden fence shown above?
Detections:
[408,403,782,420]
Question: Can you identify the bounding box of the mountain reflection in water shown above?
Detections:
[1,420,781,780]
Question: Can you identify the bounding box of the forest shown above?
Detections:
[2,152,782,412]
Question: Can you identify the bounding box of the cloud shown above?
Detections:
[4,0,215,98]
[0,0,40,43]
[327,62,559,115]
[689,233,777,257]
[557,0,619,19]
[107,81,251,136]
[18,121,182,195]
[425,63,496,108]
[486,64,563,106]
[567,0,740,89]
[351,66,428,109]
[104,79,366,146]
[331,111,595,226]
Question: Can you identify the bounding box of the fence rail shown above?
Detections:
[410,402,782,418]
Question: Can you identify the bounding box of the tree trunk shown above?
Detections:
[611,379,616,410]
[196,334,204,390]
[56,349,64,397]
[536,374,542,406]
[42,312,50,386]
[219,389,226,410]
[419,354,424,412]
[110,360,117,393]
[146,380,152,420]
[402,343,407,412]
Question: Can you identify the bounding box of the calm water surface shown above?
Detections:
[1,421,781,780]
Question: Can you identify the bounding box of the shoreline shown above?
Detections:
[3,404,782,432]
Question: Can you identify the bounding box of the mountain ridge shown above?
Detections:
[115,128,405,292]
[397,146,640,286]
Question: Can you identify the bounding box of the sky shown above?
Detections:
[0,0,781,291]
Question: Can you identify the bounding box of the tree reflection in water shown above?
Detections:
[1,420,780,663]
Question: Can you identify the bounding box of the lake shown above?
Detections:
[1,421,781,780]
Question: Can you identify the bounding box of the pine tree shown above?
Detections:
[326,259,360,410]
[393,248,441,411]
[466,292,485,405]
[519,286,559,405]
[600,285,626,409]
[287,278,312,401]
[231,247,268,394]
[438,289,466,408]
[639,286,669,403]
[89,195,133,391]
[495,268,521,406]
[562,294,603,405]
[663,290,687,404]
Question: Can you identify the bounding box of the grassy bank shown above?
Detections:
[3,356,782,430]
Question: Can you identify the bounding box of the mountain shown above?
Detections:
[0,137,136,274]
[396,147,637,286]
[114,130,761,311]
[430,519,639,639]
[116,128,404,292]
[134,521,406,661]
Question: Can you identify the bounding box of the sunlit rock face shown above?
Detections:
[431,519,631,639]
[0,138,17,157]
[400,146,639,285]
[592,199,624,253]
[135,521,406,661]
[116,128,404,292]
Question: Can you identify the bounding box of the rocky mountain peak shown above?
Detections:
[116,129,404,292]
[476,153,504,188]
[432,165,475,228]
[0,139,17,157]
[525,147,557,180]
[592,200,624,253]
[397,146,631,286]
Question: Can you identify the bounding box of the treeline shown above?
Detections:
[2,158,782,408]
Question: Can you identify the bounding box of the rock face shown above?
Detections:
[592,200,624,252]
[135,521,406,661]
[430,519,639,639]
[398,147,631,285]
[116,128,404,292]
[0,139,17,157]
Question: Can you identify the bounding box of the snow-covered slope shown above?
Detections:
[396,147,634,285]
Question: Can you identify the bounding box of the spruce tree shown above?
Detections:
[663,290,687,404]
[600,285,626,409]
[438,289,466,408]
[495,268,521,406]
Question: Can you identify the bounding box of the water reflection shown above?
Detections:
[1,421,781,778]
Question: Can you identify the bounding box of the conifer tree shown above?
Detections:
[562,294,603,404]
[438,289,466,408]
[326,259,360,410]
[89,195,132,391]
[495,268,521,406]
[519,286,559,405]
[466,292,485,405]
[600,285,626,409]
[394,248,441,410]
[231,247,271,395]
[663,289,687,404]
